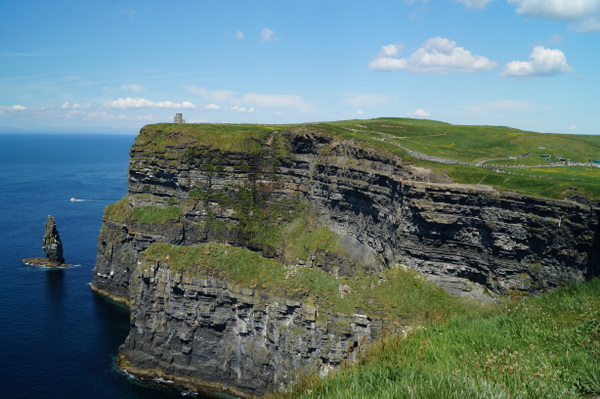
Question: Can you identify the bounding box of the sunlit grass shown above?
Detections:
[269,278,600,399]
[141,242,469,323]
[135,118,600,201]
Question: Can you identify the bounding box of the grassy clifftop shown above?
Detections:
[135,118,600,199]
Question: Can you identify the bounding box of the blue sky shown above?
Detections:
[1,0,599,134]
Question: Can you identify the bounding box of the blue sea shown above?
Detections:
[0,134,190,399]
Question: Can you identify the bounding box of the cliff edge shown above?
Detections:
[91,122,600,396]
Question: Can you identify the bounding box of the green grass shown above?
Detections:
[330,118,600,165]
[270,278,600,399]
[142,242,467,323]
[135,118,600,199]
[131,205,182,224]
[135,123,284,154]
[104,196,131,223]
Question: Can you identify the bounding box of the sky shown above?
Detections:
[1,0,599,134]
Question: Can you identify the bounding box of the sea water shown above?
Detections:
[0,134,191,399]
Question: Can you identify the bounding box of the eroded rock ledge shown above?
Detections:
[120,256,393,397]
[91,123,600,396]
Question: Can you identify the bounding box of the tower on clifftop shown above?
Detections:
[174,113,185,123]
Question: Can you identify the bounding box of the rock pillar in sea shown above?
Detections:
[42,215,64,265]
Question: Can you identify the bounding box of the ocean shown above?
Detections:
[0,134,187,399]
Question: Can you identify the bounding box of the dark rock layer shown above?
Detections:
[91,125,600,395]
[23,215,66,267]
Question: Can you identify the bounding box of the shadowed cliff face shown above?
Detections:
[91,124,600,395]
[120,260,390,396]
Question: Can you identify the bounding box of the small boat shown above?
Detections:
[70,197,80,202]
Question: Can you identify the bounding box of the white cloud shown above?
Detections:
[569,124,577,131]
[260,27,281,42]
[121,84,145,93]
[356,110,365,115]
[455,0,495,9]
[230,106,255,113]
[408,108,431,117]
[234,30,244,39]
[369,37,497,74]
[105,97,197,109]
[0,104,28,111]
[0,104,27,115]
[501,46,572,78]
[508,0,600,20]
[508,0,600,31]
[380,44,403,57]
[60,102,91,109]
[203,103,221,111]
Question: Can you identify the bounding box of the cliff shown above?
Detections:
[91,122,600,396]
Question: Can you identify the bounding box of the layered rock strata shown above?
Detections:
[120,257,390,396]
[23,215,67,267]
[91,124,600,396]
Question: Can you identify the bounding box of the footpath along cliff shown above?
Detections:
[91,122,600,396]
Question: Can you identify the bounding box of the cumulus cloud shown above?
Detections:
[260,27,281,42]
[234,30,244,39]
[203,103,221,111]
[501,46,572,78]
[508,0,600,31]
[105,97,196,109]
[230,106,255,113]
[508,0,600,20]
[408,108,431,117]
[369,37,497,74]
[455,0,495,9]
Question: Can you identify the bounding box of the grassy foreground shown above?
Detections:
[269,278,600,399]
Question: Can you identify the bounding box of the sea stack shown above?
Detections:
[23,215,66,267]
[42,215,64,265]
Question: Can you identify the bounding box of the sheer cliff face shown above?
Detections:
[93,126,599,300]
[92,124,599,395]
[120,260,388,396]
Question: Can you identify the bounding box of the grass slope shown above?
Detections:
[137,118,600,200]
[142,242,466,323]
[269,278,600,399]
